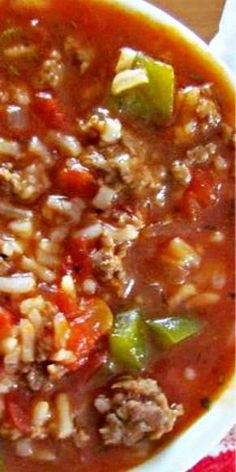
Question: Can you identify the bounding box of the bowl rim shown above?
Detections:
[102,0,236,89]
[95,1,235,471]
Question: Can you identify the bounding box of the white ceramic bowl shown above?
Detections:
[98,1,236,471]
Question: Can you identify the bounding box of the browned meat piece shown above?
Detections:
[23,365,54,393]
[94,377,183,446]
[37,50,64,89]
[92,231,127,283]
[64,36,94,74]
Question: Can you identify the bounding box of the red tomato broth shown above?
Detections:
[0,0,234,471]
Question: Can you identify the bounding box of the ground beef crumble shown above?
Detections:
[94,377,183,446]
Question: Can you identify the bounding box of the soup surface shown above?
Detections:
[0,0,235,471]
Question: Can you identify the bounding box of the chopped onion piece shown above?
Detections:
[116,47,137,73]
[112,68,149,95]
[0,273,36,294]
[165,237,201,269]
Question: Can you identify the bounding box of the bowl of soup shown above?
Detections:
[0,0,235,471]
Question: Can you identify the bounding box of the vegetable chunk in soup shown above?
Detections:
[0,0,234,470]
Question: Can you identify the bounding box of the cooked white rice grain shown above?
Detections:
[28,309,43,332]
[0,137,21,157]
[0,273,36,294]
[92,185,116,210]
[0,201,33,220]
[21,256,56,283]
[20,295,46,314]
[20,319,35,363]
[61,274,76,298]
[4,347,21,372]
[32,401,51,436]
[47,131,81,157]
[82,278,97,295]
[43,195,85,224]
[0,237,23,257]
[45,195,72,215]
[9,219,33,238]
[28,136,52,166]
[54,313,70,350]
[100,118,122,144]
[105,224,139,242]
[52,349,77,363]
[50,226,69,242]
[0,337,18,355]
[36,241,60,268]
[55,393,74,439]
[77,222,103,239]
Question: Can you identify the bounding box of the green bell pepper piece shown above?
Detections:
[113,51,175,124]
[110,308,146,369]
[147,316,201,346]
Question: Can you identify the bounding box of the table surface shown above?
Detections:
[149,0,225,42]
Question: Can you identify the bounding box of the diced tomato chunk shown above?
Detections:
[5,391,31,435]
[0,307,13,338]
[67,321,101,366]
[67,298,113,367]
[188,169,220,207]
[180,169,220,220]
[58,167,98,198]
[55,290,78,320]
[34,93,68,130]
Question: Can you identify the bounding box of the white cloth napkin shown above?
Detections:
[209,0,236,79]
